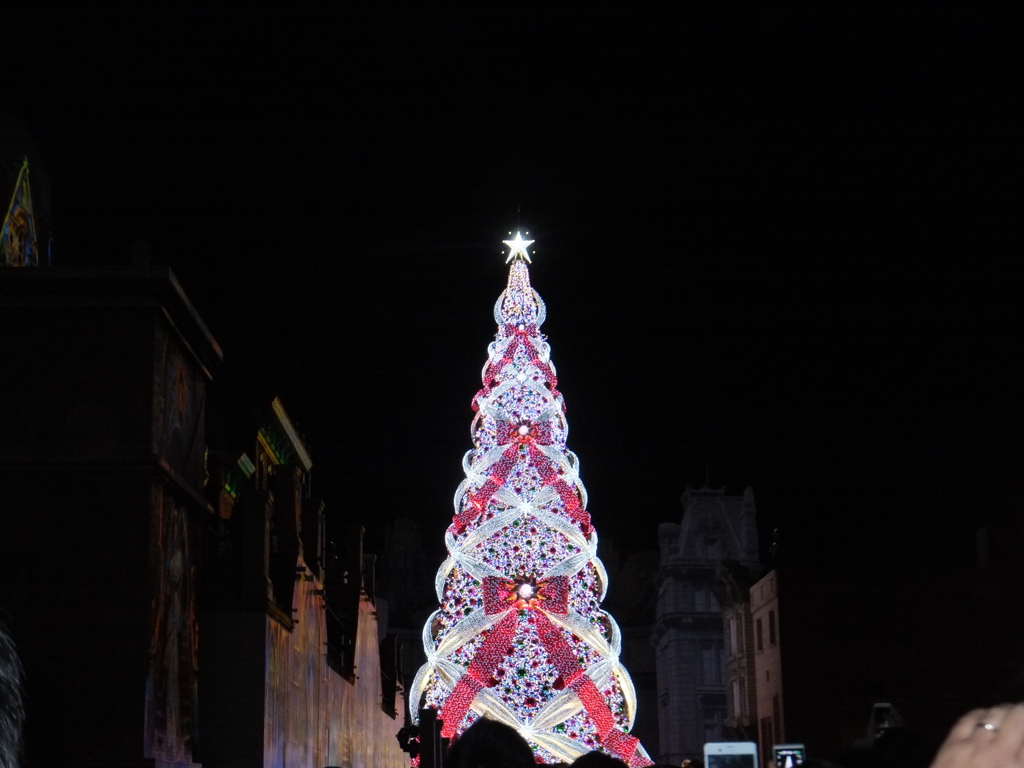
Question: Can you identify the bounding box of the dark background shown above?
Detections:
[3,3,1020,569]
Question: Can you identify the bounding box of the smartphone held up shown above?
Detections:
[704,741,758,768]
[773,743,806,767]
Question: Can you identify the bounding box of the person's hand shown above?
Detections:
[930,703,1024,768]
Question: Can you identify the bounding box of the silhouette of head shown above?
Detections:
[446,717,536,768]
[570,751,628,767]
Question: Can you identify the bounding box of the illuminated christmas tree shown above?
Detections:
[410,233,653,766]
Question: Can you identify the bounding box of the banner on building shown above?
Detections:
[1,159,40,267]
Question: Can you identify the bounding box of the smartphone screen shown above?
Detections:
[706,757,756,768]
[773,744,806,767]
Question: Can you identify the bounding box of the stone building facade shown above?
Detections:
[750,569,783,767]
[201,399,407,768]
[0,266,407,768]
[653,486,761,765]
[719,559,760,743]
[0,266,221,766]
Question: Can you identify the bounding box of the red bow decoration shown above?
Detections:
[439,575,649,765]
[451,428,592,537]
[482,575,569,616]
[472,325,560,412]
[495,420,554,446]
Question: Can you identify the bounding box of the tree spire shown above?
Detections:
[498,258,545,329]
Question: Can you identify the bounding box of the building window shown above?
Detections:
[699,641,722,685]
[756,618,763,651]
[729,616,738,657]
[732,679,742,717]
[702,534,721,562]
[769,610,777,646]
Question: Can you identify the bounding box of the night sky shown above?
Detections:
[4,4,1020,566]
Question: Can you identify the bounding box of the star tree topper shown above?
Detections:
[503,231,534,263]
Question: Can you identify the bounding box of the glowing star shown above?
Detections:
[503,231,534,263]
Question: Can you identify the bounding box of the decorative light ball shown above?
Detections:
[517,425,530,436]
[517,583,535,599]
[517,323,525,331]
